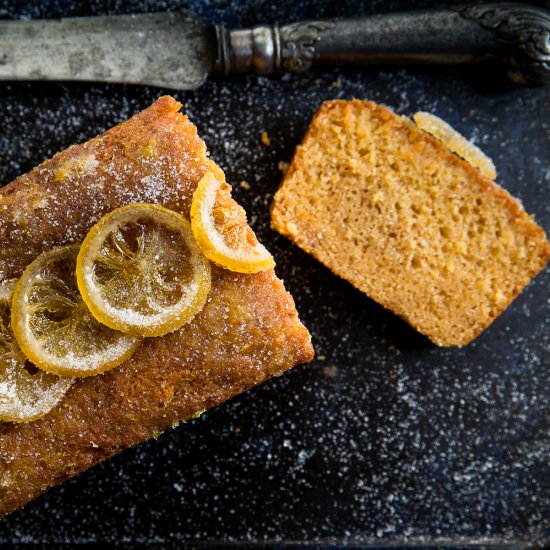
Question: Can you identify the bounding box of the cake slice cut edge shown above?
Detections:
[0,96,314,517]
[271,99,550,347]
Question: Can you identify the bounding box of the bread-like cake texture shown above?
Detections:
[271,100,549,347]
[0,96,313,516]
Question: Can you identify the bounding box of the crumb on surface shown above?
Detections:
[278,161,290,175]
[322,365,337,378]
[261,131,271,147]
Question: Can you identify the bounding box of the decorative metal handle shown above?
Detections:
[213,3,550,85]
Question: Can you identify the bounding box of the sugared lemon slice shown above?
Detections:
[413,111,497,180]
[11,245,141,377]
[0,279,73,422]
[77,204,211,337]
[190,170,275,273]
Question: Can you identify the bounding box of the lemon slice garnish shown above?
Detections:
[413,111,497,180]
[190,170,275,273]
[77,203,211,337]
[0,279,73,422]
[11,245,141,377]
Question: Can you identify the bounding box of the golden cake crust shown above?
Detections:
[0,96,313,516]
[271,99,549,346]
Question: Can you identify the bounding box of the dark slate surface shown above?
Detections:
[0,0,549,546]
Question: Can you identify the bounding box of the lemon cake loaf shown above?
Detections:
[0,96,313,516]
[271,100,549,347]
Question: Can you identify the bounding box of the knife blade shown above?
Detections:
[0,4,548,89]
[0,13,217,89]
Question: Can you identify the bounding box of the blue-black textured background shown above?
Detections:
[0,0,548,546]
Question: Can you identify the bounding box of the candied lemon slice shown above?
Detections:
[11,245,141,377]
[77,204,211,337]
[413,111,497,180]
[0,280,73,422]
[190,170,275,273]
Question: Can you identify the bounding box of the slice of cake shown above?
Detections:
[0,96,313,516]
[271,100,549,347]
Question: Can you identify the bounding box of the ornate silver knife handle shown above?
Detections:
[213,3,550,85]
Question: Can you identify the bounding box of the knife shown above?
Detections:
[0,3,548,89]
